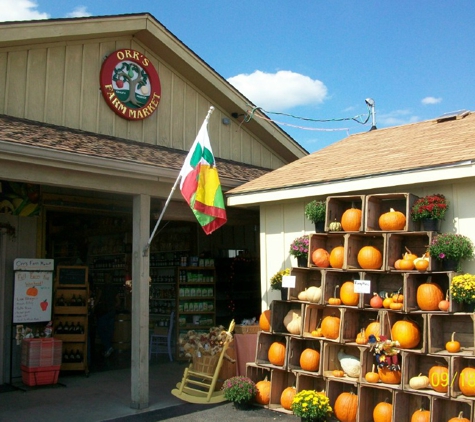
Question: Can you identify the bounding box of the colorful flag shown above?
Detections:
[179,116,227,234]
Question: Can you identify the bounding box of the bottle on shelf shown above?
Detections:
[70,294,77,306]
[63,321,70,333]
[56,321,64,334]
[56,294,66,306]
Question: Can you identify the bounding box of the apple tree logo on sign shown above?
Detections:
[100,49,161,121]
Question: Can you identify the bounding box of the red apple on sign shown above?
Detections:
[116,79,124,88]
[40,300,48,311]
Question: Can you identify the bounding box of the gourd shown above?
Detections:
[391,319,421,349]
[297,286,322,303]
[411,408,430,422]
[268,341,286,366]
[429,365,448,393]
[416,281,444,311]
[332,369,344,377]
[334,391,358,422]
[311,248,330,267]
[414,254,430,271]
[328,285,342,305]
[280,386,296,410]
[341,206,362,232]
[299,348,320,372]
[337,348,361,378]
[340,281,359,306]
[403,247,418,262]
[329,219,342,231]
[459,367,475,396]
[355,328,368,344]
[370,293,383,308]
[373,400,393,422]
[448,412,470,422]
[446,331,461,353]
[255,378,271,405]
[389,302,403,311]
[321,314,340,339]
[409,373,429,390]
[259,310,271,331]
[357,245,383,269]
[438,290,450,311]
[283,309,301,335]
[364,364,380,383]
[379,207,406,231]
[383,295,394,309]
[329,245,345,268]
[378,367,401,384]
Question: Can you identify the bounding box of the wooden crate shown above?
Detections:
[428,313,475,356]
[245,362,271,407]
[288,267,324,304]
[405,272,453,313]
[386,232,436,272]
[326,379,359,412]
[392,390,431,422]
[402,351,451,398]
[270,301,304,336]
[325,195,365,232]
[358,384,394,422]
[431,397,474,422]
[295,372,326,392]
[322,343,363,381]
[360,272,404,310]
[287,337,323,375]
[344,233,387,271]
[381,311,427,353]
[268,368,296,413]
[255,331,289,370]
[308,233,345,268]
[451,355,475,400]
[359,347,403,390]
[346,310,383,346]
[324,271,365,308]
[302,304,322,338]
[365,192,419,232]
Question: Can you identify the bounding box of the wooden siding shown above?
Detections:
[0,37,286,169]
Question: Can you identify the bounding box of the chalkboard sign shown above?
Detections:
[56,266,88,286]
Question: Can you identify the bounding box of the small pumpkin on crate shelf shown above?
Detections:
[355,328,368,345]
[373,400,393,422]
[378,207,406,231]
[328,284,342,305]
[341,205,362,232]
[459,367,475,396]
[297,285,322,303]
[280,386,296,410]
[445,331,461,353]
[409,373,429,390]
[364,364,380,383]
[328,218,342,231]
[411,408,430,422]
[391,318,421,349]
[448,412,470,422]
[357,245,383,269]
[428,364,449,393]
[334,391,358,422]
[417,280,444,311]
[254,378,271,405]
[438,290,450,311]
[259,309,271,332]
[299,348,320,372]
[369,292,384,308]
[268,341,286,366]
[329,245,345,268]
[283,309,301,335]
[332,369,344,377]
[311,248,330,267]
[321,314,340,340]
[340,281,359,306]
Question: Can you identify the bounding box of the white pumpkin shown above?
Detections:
[298,286,322,303]
[283,309,302,335]
[409,373,430,390]
[337,349,361,378]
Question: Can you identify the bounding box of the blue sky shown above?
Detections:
[2,1,475,153]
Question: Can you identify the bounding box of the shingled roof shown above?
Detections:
[228,111,475,195]
[0,114,270,186]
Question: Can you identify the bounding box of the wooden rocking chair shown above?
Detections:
[171,320,235,404]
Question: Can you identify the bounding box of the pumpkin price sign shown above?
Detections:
[13,270,53,323]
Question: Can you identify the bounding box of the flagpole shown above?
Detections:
[143,105,215,256]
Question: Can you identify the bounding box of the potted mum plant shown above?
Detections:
[305,200,326,233]
[221,376,257,408]
[270,267,291,300]
[410,193,449,231]
[428,232,475,272]
[289,235,309,267]
[450,273,475,312]
[291,389,333,422]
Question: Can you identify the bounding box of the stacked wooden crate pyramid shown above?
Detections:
[246,193,475,421]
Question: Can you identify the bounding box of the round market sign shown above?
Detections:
[100,49,161,120]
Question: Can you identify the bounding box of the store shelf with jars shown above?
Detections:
[52,266,89,376]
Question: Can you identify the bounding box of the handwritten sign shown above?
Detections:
[353,279,371,294]
[13,271,53,323]
[13,258,54,272]
[57,266,87,286]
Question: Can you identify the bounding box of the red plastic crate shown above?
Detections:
[21,364,60,386]
[21,338,62,367]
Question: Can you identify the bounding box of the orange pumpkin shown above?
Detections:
[415,258,429,272]
[438,290,450,311]
[389,302,403,311]
[329,246,345,269]
[26,286,38,297]
[321,315,340,339]
[299,348,320,372]
[417,281,444,311]
[398,258,415,270]
[280,386,296,410]
[334,391,358,422]
[259,310,271,331]
[340,281,359,306]
[341,207,362,232]
[378,367,401,384]
[383,295,394,309]
[446,331,461,353]
[459,367,475,396]
[255,379,271,405]
[370,293,384,308]
[365,365,380,383]
[394,259,402,270]
[403,247,418,262]
[268,341,286,366]
[378,208,406,231]
[411,408,430,422]
[429,365,448,393]
[448,411,470,422]
[355,329,368,345]
[391,319,421,349]
[373,401,393,422]
[332,369,345,377]
[357,246,383,269]
[311,248,330,267]
[365,320,381,338]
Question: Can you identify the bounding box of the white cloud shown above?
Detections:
[0,0,49,21]
[227,70,327,111]
[66,6,91,18]
[377,109,420,126]
[421,96,442,105]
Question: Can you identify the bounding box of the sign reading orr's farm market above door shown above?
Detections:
[100,49,161,120]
